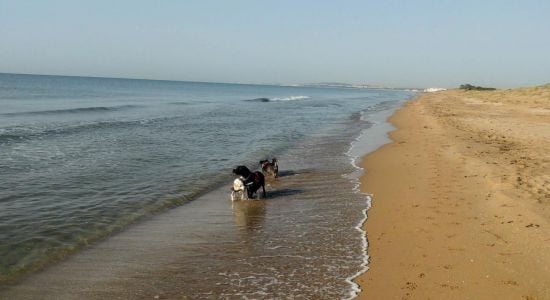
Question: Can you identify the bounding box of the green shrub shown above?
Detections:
[459,84,496,91]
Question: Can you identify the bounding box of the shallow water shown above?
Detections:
[1,120,372,299]
[0,73,413,296]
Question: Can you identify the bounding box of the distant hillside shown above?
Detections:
[301,82,422,90]
[302,82,378,89]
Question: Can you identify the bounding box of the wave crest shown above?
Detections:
[271,95,310,101]
[0,117,167,145]
[1,105,139,117]
[244,96,310,102]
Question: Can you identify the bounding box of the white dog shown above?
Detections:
[230,177,249,201]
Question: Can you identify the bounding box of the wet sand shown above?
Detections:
[356,87,550,299]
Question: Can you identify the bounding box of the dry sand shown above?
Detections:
[356,87,550,299]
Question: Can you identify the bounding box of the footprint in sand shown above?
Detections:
[403,281,418,290]
[440,283,460,290]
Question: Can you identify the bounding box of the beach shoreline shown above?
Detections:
[356,88,550,299]
[0,74,413,296]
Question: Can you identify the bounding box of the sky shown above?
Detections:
[0,0,549,88]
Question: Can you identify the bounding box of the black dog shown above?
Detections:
[259,158,278,178]
[232,165,266,199]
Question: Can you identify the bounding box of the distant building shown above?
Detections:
[423,87,447,92]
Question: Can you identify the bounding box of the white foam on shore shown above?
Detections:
[343,193,372,300]
[343,101,406,299]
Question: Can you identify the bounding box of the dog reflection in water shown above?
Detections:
[232,200,266,231]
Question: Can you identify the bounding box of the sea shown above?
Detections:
[0,73,414,299]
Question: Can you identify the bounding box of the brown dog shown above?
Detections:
[259,158,278,178]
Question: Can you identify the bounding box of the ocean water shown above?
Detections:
[0,73,413,297]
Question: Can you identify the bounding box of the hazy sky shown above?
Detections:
[1,0,549,88]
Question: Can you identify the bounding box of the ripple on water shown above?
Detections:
[1,120,374,299]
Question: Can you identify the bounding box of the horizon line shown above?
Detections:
[0,71,428,90]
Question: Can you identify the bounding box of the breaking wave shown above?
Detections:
[244,96,310,102]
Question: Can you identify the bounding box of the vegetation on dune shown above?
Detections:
[459,84,496,91]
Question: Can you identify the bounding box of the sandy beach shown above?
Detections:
[356,87,550,299]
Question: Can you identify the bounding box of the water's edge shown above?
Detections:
[344,101,406,299]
